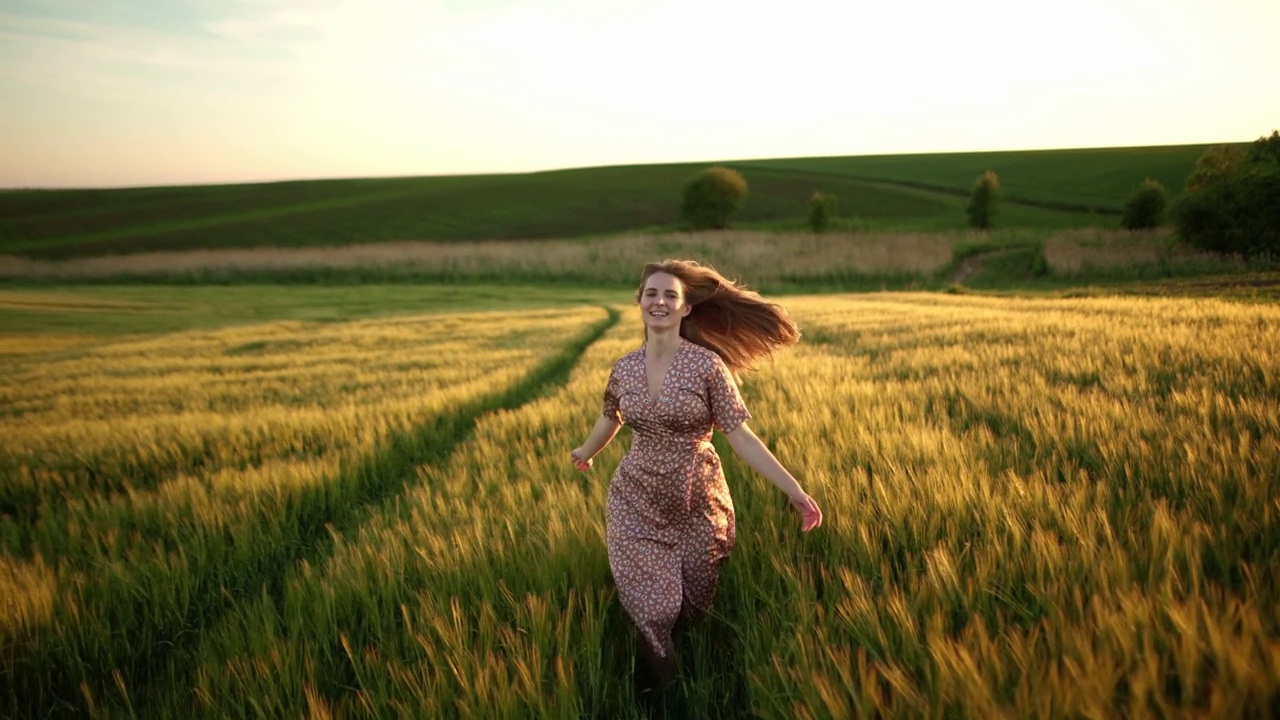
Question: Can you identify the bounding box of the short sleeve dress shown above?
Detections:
[601,338,751,658]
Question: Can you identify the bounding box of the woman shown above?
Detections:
[571,259,823,690]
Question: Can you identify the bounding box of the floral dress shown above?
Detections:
[602,337,752,657]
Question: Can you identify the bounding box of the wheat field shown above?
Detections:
[1,289,1277,718]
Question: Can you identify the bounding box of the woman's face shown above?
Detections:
[639,271,691,331]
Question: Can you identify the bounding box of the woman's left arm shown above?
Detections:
[725,423,823,532]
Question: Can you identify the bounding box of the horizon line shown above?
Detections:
[1,137,1252,193]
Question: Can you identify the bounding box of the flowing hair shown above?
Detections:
[637,259,799,374]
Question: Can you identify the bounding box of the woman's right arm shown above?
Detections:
[571,416,622,471]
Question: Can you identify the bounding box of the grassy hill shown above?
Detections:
[738,144,1213,213]
[0,143,1226,260]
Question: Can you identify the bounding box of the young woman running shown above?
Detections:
[571,259,823,690]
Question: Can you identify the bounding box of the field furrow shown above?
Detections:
[128,313,642,719]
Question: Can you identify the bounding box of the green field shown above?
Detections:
[2,284,1277,718]
[0,144,1227,260]
[0,285,620,335]
[738,144,1213,213]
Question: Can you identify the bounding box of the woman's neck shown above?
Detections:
[645,328,682,359]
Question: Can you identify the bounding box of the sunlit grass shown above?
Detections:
[736,294,1280,718]
[0,304,610,717]
[2,290,1278,718]
[1,311,599,520]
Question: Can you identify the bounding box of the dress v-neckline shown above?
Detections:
[643,340,681,405]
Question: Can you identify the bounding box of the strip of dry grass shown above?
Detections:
[1043,228,1238,273]
[0,231,957,284]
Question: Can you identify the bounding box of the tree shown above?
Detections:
[966,170,999,229]
[1184,144,1245,193]
[681,167,748,230]
[808,191,836,233]
[1174,131,1280,259]
[1121,178,1166,230]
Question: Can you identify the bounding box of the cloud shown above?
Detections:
[0,5,321,105]
[202,3,329,47]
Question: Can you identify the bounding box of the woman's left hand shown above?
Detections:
[570,447,593,472]
[789,491,823,532]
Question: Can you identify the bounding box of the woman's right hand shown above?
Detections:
[570,447,593,472]
[789,491,823,532]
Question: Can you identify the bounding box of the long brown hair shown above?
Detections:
[638,259,799,373]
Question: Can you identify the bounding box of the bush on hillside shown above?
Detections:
[808,191,836,233]
[1174,131,1280,259]
[681,167,748,230]
[966,170,1000,229]
[1121,178,1167,230]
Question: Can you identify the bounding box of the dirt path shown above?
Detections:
[948,253,986,283]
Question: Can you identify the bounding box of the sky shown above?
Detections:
[2,0,1278,189]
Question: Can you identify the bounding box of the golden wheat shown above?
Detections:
[2,291,1277,718]
[0,304,608,717]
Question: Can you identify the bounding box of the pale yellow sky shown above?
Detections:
[1,0,1277,188]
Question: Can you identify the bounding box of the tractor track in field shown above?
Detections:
[11,306,619,719]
